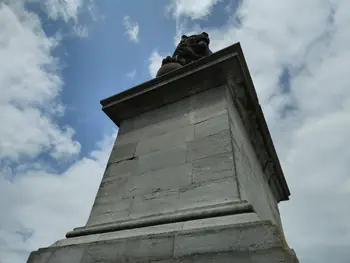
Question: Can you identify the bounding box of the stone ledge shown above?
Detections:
[54,212,261,248]
[30,217,292,263]
[66,200,252,238]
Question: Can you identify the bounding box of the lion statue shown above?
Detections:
[156,32,213,77]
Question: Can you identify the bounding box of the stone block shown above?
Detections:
[192,152,234,183]
[27,250,53,263]
[87,199,131,226]
[136,125,194,155]
[125,234,174,261]
[103,158,138,180]
[130,190,179,218]
[250,248,294,263]
[194,112,229,139]
[53,234,100,247]
[81,240,127,263]
[181,213,260,232]
[189,86,227,124]
[98,222,183,242]
[116,115,190,146]
[125,163,192,197]
[131,96,192,130]
[48,245,85,263]
[178,178,239,210]
[173,222,281,257]
[130,177,240,219]
[138,144,187,174]
[108,142,137,163]
[87,210,130,226]
[95,176,128,200]
[187,130,232,161]
[150,248,297,263]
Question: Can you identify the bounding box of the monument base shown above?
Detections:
[27,43,299,262]
[28,211,298,263]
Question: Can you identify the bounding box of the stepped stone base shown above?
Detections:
[28,212,298,263]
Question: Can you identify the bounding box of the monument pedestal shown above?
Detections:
[27,43,299,262]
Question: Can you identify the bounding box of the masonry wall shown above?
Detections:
[86,86,241,226]
[226,87,282,228]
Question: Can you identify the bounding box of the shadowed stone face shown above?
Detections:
[156,32,213,77]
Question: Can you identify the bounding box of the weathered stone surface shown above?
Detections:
[81,240,126,263]
[129,178,239,219]
[104,158,138,179]
[194,112,229,139]
[98,222,183,243]
[27,250,53,263]
[178,178,239,210]
[192,152,234,183]
[108,141,137,163]
[173,222,281,257]
[53,234,100,247]
[226,90,282,228]
[149,248,298,263]
[125,163,192,197]
[135,125,194,155]
[117,114,190,145]
[44,215,297,262]
[130,96,192,131]
[95,176,128,200]
[125,234,174,261]
[130,190,179,219]
[138,144,187,174]
[181,213,260,231]
[187,129,232,161]
[189,86,227,124]
[87,199,131,226]
[48,245,85,263]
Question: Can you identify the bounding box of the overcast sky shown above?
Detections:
[1,1,350,262]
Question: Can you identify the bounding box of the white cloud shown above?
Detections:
[73,24,89,38]
[167,0,221,19]
[123,15,140,43]
[28,0,95,37]
[148,50,167,78]
[0,2,80,162]
[126,69,137,79]
[0,132,116,263]
[35,0,84,22]
[0,1,101,262]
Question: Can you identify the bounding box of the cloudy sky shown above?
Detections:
[1,0,350,262]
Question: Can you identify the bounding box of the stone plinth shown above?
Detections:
[27,43,299,263]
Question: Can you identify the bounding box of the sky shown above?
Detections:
[0,0,350,262]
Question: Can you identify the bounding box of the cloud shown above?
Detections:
[30,0,96,38]
[126,69,137,79]
[167,0,221,19]
[148,50,167,78]
[73,24,89,38]
[0,1,103,262]
[35,0,85,23]
[0,2,80,162]
[0,132,116,263]
[123,15,140,43]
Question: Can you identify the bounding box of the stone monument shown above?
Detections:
[27,36,299,262]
